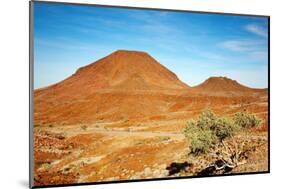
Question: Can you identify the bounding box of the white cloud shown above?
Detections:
[218,39,268,64]
[245,24,268,38]
[219,39,264,52]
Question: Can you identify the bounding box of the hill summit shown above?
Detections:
[75,50,189,90]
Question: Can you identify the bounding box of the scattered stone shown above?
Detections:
[129,175,140,180]
[159,164,167,169]
[152,169,160,177]
[144,167,152,176]
[160,169,169,176]
[134,171,143,178]
[105,177,119,181]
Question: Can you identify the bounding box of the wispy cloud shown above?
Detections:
[218,39,268,65]
[245,24,268,38]
[219,39,264,52]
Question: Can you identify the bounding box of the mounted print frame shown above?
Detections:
[29,0,270,188]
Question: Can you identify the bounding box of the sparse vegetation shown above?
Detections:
[184,109,260,155]
[81,125,88,131]
[41,162,52,170]
[184,109,263,175]
[157,136,171,142]
[233,111,262,129]
[135,140,145,145]
[212,117,237,141]
[184,119,216,155]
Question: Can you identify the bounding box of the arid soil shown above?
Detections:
[33,50,268,186]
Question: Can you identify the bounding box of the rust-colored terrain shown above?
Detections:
[33,50,268,186]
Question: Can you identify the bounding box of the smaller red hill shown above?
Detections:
[192,76,266,96]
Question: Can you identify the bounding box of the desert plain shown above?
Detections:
[33,50,268,186]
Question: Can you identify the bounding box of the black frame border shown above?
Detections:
[29,1,270,188]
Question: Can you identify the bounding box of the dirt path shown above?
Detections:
[55,127,185,139]
[88,130,185,138]
[38,125,267,141]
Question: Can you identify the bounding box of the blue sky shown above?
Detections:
[34,2,268,89]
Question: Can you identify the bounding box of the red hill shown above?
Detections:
[35,50,189,100]
[34,50,189,125]
[192,76,266,96]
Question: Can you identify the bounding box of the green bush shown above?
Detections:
[189,127,216,155]
[211,117,237,141]
[184,118,217,155]
[184,110,262,155]
[233,111,261,129]
[197,109,217,130]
